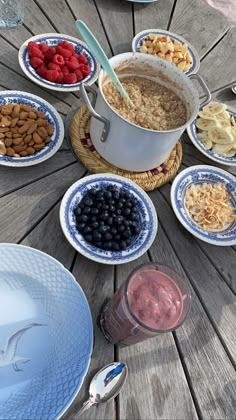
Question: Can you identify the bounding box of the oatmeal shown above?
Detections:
[102,76,187,131]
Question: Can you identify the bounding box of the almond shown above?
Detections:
[37,126,48,139]
[34,142,45,150]
[0,127,9,133]
[45,136,52,144]
[28,111,37,119]
[21,104,33,112]
[19,151,28,157]
[6,147,15,156]
[13,138,24,145]
[10,117,19,128]
[19,111,28,119]
[27,123,37,134]
[5,132,12,138]
[18,123,30,134]
[0,117,11,127]
[24,134,32,144]
[13,145,27,152]
[0,133,4,139]
[36,111,45,118]
[4,138,13,147]
[46,124,54,136]
[25,146,35,155]
[36,118,46,127]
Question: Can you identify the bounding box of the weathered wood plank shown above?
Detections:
[94,0,133,55]
[134,0,175,33]
[199,27,236,91]
[149,222,236,419]
[170,0,231,58]
[0,24,32,49]
[67,0,112,56]
[21,201,76,270]
[0,151,76,197]
[0,64,72,114]
[0,161,86,243]
[117,254,198,420]
[150,186,236,363]
[182,152,236,176]
[64,256,115,420]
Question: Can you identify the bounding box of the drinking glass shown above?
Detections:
[0,0,24,28]
[100,262,191,346]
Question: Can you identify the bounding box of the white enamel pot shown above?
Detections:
[80,52,211,172]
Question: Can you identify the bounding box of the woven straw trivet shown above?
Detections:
[70,104,182,191]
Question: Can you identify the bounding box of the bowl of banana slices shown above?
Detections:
[187,102,236,166]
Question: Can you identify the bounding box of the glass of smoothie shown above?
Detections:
[99,262,191,345]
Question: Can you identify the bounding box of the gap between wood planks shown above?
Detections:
[200,26,232,62]
[167,0,178,30]
[152,192,236,371]
[32,0,59,32]
[16,167,88,244]
[92,0,114,55]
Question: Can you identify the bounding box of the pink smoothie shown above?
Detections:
[127,269,183,330]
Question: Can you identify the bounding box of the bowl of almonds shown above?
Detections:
[0,90,64,166]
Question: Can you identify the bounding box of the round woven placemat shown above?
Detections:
[70,105,182,191]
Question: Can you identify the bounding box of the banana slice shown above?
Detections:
[231,115,236,126]
[202,101,227,116]
[231,139,236,150]
[212,143,233,154]
[218,119,231,129]
[222,149,236,157]
[217,110,230,120]
[196,117,219,131]
[202,138,213,150]
[208,126,234,144]
[198,131,209,141]
[197,111,218,121]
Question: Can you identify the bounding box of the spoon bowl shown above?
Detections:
[76,362,128,416]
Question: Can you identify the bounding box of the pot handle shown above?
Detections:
[80,84,110,143]
[189,74,211,107]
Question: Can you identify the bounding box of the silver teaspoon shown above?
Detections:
[76,362,128,417]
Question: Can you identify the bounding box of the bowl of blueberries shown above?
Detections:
[60,174,158,264]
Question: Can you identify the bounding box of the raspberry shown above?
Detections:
[59,40,75,54]
[30,57,43,69]
[38,43,49,53]
[61,65,70,75]
[28,41,39,56]
[53,54,65,66]
[48,62,61,71]
[80,64,90,76]
[74,69,83,82]
[56,45,73,59]
[45,69,60,82]
[44,47,57,63]
[57,72,64,83]
[78,54,88,64]
[63,73,77,84]
[66,57,80,71]
[29,46,44,59]
[36,64,47,78]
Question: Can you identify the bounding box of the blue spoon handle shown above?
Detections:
[75,20,131,101]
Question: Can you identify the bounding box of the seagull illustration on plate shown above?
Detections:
[0,323,46,372]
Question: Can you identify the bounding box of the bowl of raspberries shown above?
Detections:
[18,33,100,92]
[60,173,158,265]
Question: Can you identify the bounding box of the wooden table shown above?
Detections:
[0,1,236,419]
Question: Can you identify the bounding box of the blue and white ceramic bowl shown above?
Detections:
[18,33,100,92]
[0,91,64,167]
[0,244,93,419]
[171,165,236,246]
[132,29,200,76]
[187,106,236,166]
[60,174,158,264]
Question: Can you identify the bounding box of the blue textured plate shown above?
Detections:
[60,174,158,264]
[0,91,64,167]
[18,33,100,92]
[0,244,93,420]
[187,106,236,166]
[171,165,236,246]
[132,29,200,76]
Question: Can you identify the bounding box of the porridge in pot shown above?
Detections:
[102,76,187,131]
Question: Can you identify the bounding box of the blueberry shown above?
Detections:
[125,201,133,208]
[130,212,139,221]
[91,208,99,215]
[88,188,97,196]
[124,192,132,199]
[98,225,109,234]
[97,202,103,209]
[104,191,112,199]
[113,192,120,201]
[100,211,109,220]
[96,241,102,248]
[84,226,92,234]
[104,232,113,241]
[116,209,122,215]
[111,227,117,235]
[84,234,93,243]
[117,202,123,209]
[123,208,131,216]
[107,217,113,225]
[77,214,88,223]
[115,215,124,224]
[123,220,130,227]
[75,207,82,216]
[132,226,140,235]
[84,198,93,206]
[118,224,125,232]
[109,205,116,213]
[103,241,112,250]
[91,221,99,229]
[93,231,102,242]
[123,230,132,239]
[112,242,120,251]
[91,215,97,222]
[83,206,91,214]
[77,222,86,232]
[102,204,109,210]
[96,192,104,201]
[114,234,121,241]
[120,240,127,250]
